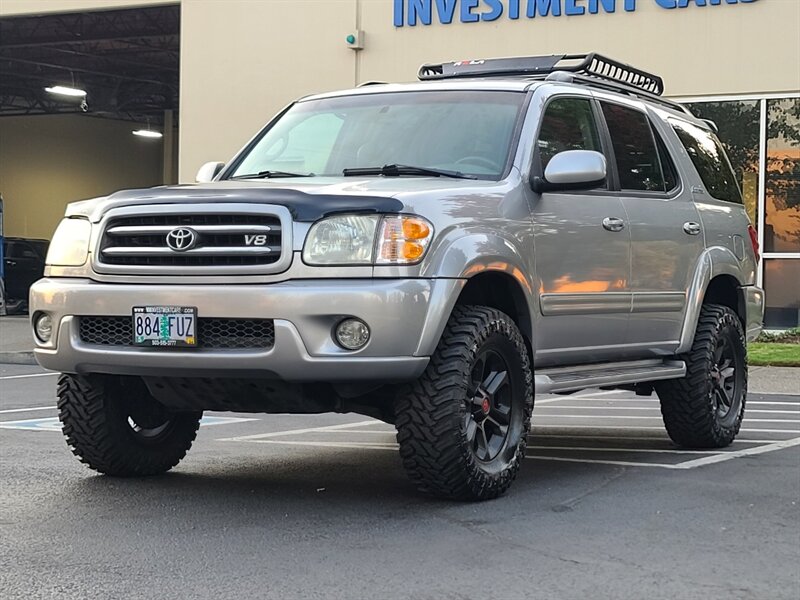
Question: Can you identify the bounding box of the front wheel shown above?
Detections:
[656,304,747,448]
[394,305,533,501]
[57,374,202,476]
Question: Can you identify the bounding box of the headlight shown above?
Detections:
[303,214,434,266]
[45,218,92,266]
[303,215,380,265]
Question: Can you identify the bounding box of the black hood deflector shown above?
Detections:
[105,185,405,222]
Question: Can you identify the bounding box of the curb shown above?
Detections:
[0,351,37,365]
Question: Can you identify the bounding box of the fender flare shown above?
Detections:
[677,246,747,353]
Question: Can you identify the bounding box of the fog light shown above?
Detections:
[335,318,370,350]
[34,313,53,343]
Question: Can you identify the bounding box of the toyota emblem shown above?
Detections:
[165,227,198,252]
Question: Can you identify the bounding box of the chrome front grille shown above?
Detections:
[79,316,275,349]
[100,213,282,268]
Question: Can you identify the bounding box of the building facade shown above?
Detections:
[1,0,798,326]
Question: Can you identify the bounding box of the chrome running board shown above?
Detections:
[534,359,686,395]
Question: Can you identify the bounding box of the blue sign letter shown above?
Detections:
[588,0,616,13]
[435,0,458,23]
[461,0,480,22]
[482,0,505,21]
[527,0,562,17]
[408,0,432,25]
[564,0,586,14]
[509,0,522,18]
[394,0,404,26]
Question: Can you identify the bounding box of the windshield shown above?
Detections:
[228,91,526,180]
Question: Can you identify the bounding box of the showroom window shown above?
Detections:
[684,95,800,329]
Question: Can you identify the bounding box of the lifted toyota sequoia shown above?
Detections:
[31,54,764,500]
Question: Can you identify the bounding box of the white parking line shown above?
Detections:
[535,406,799,414]
[531,424,800,434]
[0,406,55,415]
[252,440,398,450]
[534,414,800,423]
[217,419,379,442]
[528,445,736,455]
[0,373,56,381]
[527,437,800,469]
[674,438,800,468]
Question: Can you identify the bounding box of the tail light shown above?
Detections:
[747,224,760,264]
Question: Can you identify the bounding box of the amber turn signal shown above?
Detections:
[377,216,433,264]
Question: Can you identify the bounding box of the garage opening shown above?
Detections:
[0,4,179,313]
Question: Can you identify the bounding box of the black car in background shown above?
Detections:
[2,237,48,314]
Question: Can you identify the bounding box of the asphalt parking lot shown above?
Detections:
[1,362,799,600]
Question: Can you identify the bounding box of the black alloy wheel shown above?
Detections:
[466,349,514,462]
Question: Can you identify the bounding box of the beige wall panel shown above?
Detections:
[359,0,800,97]
[178,0,798,180]
[0,115,162,239]
[179,0,357,180]
[0,0,172,17]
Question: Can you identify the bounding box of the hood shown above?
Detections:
[65,176,508,223]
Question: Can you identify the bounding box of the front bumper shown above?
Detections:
[30,277,464,381]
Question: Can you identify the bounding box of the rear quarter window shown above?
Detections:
[670,118,743,204]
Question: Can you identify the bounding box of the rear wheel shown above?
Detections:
[394,306,533,501]
[655,304,747,448]
[57,374,201,476]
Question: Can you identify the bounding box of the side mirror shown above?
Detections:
[531,150,606,193]
[195,161,225,183]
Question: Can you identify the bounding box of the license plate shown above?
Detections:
[132,306,197,347]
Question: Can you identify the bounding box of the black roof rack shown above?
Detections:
[418,53,665,96]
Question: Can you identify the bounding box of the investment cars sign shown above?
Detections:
[393,0,759,26]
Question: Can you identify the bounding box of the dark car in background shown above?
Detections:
[2,237,48,313]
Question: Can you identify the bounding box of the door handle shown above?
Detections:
[683,222,702,236]
[5,260,16,266]
[602,217,625,232]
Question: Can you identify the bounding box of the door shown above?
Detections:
[529,96,631,366]
[3,240,45,301]
[598,100,704,349]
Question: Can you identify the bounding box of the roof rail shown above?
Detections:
[418,53,664,96]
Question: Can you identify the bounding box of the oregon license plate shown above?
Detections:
[132,306,197,347]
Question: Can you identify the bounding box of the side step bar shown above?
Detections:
[534,359,686,395]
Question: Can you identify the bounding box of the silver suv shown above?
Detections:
[31,54,764,500]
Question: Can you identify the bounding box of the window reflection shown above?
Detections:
[687,101,759,225]
[764,260,800,328]
[765,98,800,253]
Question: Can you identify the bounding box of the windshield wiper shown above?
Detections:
[342,164,477,180]
[229,170,314,179]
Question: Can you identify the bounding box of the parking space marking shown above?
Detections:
[0,415,257,432]
[533,414,800,423]
[217,419,379,442]
[0,373,57,380]
[527,445,742,455]
[532,424,800,434]
[0,406,55,415]
[536,406,799,414]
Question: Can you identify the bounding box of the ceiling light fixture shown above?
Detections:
[44,85,87,97]
[132,129,163,139]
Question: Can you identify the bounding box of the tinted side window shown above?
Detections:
[601,102,665,192]
[670,119,743,204]
[655,131,679,191]
[537,97,601,171]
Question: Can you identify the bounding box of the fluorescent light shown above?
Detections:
[44,85,87,97]
[132,129,163,139]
